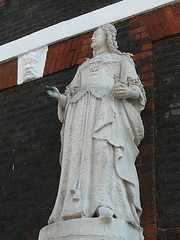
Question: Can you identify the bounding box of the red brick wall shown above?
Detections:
[129,16,156,240]
[44,32,93,75]
[128,3,180,239]
[0,59,17,90]
[142,4,180,41]
[129,15,156,240]
[0,0,6,9]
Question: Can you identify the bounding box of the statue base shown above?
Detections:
[38,218,143,240]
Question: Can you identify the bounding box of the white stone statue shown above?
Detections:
[39,23,146,240]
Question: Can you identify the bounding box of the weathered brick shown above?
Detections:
[78,49,93,59]
[44,46,54,75]
[150,11,165,39]
[0,59,17,90]
[141,193,156,204]
[141,154,155,165]
[142,3,180,41]
[71,37,80,50]
[145,102,155,110]
[141,212,156,225]
[171,3,180,16]
[142,13,157,37]
[168,20,180,36]
[144,236,156,240]
[154,33,180,240]
[134,34,141,40]
[130,26,147,36]
[141,72,154,81]
[59,39,73,70]
[141,31,150,38]
[132,21,140,29]
[164,6,175,22]
[0,66,77,240]
[0,1,6,8]
[49,43,61,73]
[139,144,155,155]
[141,56,153,66]
[77,57,86,65]
[72,35,86,66]
[141,43,153,51]
[129,15,142,23]
[54,42,67,72]
[65,51,74,69]
[156,8,172,36]
[137,164,155,175]
[142,203,156,215]
[140,173,155,183]
[143,224,156,235]
[133,51,153,61]
[137,65,153,74]
[81,45,89,51]
[83,38,92,45]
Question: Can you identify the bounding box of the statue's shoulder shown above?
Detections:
[78,58,91,70]
[78,52,135,68]
[114,52,134,64]
[100,52,134,65]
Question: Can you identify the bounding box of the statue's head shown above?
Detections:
[91,23,120,56]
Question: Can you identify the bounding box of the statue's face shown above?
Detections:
[91,28,107,50]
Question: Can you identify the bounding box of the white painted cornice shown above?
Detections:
[0,0,175,63]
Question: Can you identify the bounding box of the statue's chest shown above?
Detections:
[89,60,120,75]
[81,61,121,87]
[89,61,102,75]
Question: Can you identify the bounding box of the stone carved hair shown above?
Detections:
[93,23,122,57]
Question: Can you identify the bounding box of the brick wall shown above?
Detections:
[44,32,93,75]
[128,4,180,239]
[0,0,6,9]
[128,15,156,240]
[0,67,76,240]
[0,59,17,90]
[153,34,180,240]
[0,2,180,240]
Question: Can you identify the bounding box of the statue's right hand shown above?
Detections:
[45,85,67,108]
[46,86,61,100]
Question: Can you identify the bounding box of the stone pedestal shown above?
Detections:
[38,218,143,240]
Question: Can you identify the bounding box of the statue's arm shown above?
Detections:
[46,87,67,108]
[112,59,146,103]
[112,83,140,99]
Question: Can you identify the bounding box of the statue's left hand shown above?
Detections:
[112,83,139,99]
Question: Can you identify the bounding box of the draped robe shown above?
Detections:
[48,52,146,231]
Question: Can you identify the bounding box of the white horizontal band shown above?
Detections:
[0,0,175,63]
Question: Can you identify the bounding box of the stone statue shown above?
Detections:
[39,23,146,240]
